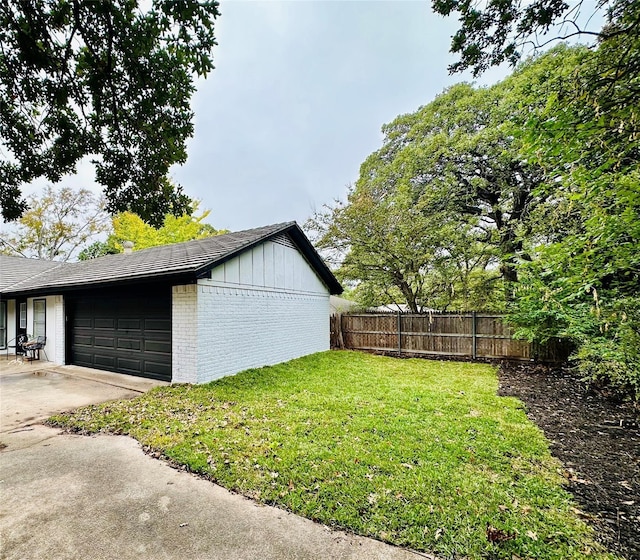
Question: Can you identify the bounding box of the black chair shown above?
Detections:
[17,333,29,356]
[5,333,29,362]
[24,336,47,362]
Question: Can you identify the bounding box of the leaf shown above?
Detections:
[486,525,516,543]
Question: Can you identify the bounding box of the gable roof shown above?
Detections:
[0,222,342,296]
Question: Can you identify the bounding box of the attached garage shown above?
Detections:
[0,222,342,384]
[66,286,172,381]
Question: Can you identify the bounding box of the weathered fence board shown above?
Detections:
[330,312,571,363]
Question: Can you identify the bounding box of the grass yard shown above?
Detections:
[49,351,619,560]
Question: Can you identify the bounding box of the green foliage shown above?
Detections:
[77,240,117,261]
[50,351,619,560]
[503,41,640,400]
[432,0,640,395]
[308,177,499,312]
[0,185,109,261]
[577,330,640,400]
[0,0,220,225]
[431,0,616,76]
[106,202,226,253]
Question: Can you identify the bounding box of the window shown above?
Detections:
[19,302,27,329]
[0,301,6,349]
[33,299,46,338]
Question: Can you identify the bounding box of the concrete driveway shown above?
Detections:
[0,361,431,560]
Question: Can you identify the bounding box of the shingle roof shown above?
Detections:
[0,222,342,296]
[0,255,62,291]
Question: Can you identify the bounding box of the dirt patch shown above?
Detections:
[498,362,639,560]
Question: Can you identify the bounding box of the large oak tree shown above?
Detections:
[431,0,639,397]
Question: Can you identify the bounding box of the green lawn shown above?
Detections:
[49,351,617,560]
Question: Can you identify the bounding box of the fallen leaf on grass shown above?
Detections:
[486,525,516,543]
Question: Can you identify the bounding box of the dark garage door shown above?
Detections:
[67,287,172,381]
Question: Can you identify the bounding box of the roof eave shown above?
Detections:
[0,270,197,298]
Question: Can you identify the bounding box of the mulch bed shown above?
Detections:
[498,362,640,560]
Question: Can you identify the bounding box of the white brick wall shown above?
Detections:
[53,295,64,364]
[172,284,199,383]
[194,284,329,383]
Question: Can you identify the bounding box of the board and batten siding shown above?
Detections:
[172,236,330,384]
[208,234,326,294]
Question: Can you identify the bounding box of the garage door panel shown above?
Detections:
[73,334,93,346]
[145,340,171,353]
[145,319,171,331]
[94,336,115,348]
[68,289,171,381]
[118,318,141,330]
[117,357,141,373]
[73,352,93,366]
[117,338,141,351]
[95,354,117,368]
[145,361,171,377]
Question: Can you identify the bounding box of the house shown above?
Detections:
[329,295,360,315]
[0,222,342,384]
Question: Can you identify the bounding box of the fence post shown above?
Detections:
[471,311,477,360]
[338,313,345,349]
[397,310,402,356]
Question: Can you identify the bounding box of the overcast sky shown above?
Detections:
[25,1,516,232]
[172,0,515,231]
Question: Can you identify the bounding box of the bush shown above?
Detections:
[574,298,640,403]
[576,341,639,402]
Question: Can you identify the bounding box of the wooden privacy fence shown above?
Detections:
[330,312,571,363]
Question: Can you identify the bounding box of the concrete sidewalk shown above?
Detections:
[0,364,434,560]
